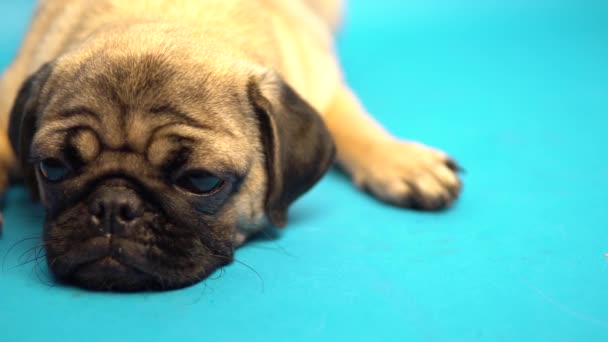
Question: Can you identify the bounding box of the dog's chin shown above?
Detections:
[44,212,234,291]
[66,256,161,292]
[63,257,221,292]
[47,236,232,291]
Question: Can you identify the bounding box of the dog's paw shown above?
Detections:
[0,172,6,235]
[0,183,6,237]
[0,160,10,236]
[347,139,463,210]
[1,133,14,235]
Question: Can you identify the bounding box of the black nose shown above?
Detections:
[89,187,144,234]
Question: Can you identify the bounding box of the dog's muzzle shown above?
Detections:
[51,180,162,291]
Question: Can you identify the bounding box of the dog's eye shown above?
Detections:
[175,171,224,195]
[39,158,69,182]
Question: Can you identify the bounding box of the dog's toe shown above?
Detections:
[348,140,463,211]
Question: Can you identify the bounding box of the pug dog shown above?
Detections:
[0,0,462,291]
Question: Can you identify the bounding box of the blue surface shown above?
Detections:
[1,1,608,341]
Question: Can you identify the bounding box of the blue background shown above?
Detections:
[1,1,607,341]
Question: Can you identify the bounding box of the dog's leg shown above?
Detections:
[323,85,462,210]
[304,0,344,32]
[0,122,14,233]
[0,65,21,234]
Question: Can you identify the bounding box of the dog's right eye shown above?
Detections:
[39,158,69,182]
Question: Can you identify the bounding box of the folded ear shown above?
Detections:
[248,71,335,227]
[8,62,54,200]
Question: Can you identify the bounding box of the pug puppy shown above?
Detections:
[0,0,462,291]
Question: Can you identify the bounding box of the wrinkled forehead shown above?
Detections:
[31,53,257,173]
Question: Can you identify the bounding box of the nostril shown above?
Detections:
[117,202,143,223]
[90,201,105,222]
[118,205,135,223]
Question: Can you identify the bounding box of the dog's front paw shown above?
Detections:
[0,210,4,235]
[345,139,463,210]
[0,167,8,234]
[0,171,6,235]
[0,140,13,235]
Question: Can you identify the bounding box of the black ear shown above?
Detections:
[248,72,335,227]
[8,62,54,200]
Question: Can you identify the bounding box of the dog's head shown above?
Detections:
[8,38,334,291]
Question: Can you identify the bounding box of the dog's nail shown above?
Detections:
[446,158,465,173]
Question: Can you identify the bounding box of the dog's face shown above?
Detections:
[8,41,334,291]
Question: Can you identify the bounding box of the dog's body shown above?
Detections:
[0,0,461,290]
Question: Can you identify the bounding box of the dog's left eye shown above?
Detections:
[39,158,69,182]
[175,171,224,195]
